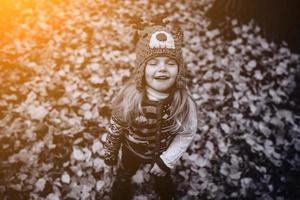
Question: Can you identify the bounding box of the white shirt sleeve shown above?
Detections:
[160,97,198,169]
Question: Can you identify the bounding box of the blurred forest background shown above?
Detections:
[0,0,300,199]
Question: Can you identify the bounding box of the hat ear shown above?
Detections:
[142,32,148,39]
[139,29,149,39]
[132,30,140,45]
[133,29,148,45]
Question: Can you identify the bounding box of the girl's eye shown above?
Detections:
[167,60,176,65]
[148,60,158,65]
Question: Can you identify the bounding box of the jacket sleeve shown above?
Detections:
[103,109,128,166]
[159,97,198,169]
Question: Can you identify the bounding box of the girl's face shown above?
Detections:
[145,56,178,93]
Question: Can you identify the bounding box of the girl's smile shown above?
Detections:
[145,56,178,92]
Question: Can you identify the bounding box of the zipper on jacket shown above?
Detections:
[155,102,163,159]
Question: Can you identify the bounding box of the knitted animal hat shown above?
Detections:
[134,25,186,91]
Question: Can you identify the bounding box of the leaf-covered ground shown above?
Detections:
[0,0,300,199]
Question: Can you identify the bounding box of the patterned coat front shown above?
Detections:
[103,92,198,170]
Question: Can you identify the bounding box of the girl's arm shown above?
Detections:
[103,110,127,166]
[159,97,198,169]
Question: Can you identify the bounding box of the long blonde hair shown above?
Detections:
[111,80,197,133]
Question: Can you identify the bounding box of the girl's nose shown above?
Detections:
[158,61,167,71]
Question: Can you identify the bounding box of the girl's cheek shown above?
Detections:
[145,66,154,77]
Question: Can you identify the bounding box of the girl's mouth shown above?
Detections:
[154,75,170,80]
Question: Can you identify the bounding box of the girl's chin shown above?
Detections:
[146,78,176,92]
[151,85,175,93]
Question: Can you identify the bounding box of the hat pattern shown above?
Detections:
[149,31,175,49]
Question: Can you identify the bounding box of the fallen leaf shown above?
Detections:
[28,105,48,120]
[61,172,70,184]
[35,178,46,192]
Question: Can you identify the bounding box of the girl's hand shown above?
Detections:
[150,163,167,177]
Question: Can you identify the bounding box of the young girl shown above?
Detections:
[103,25,198,200]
